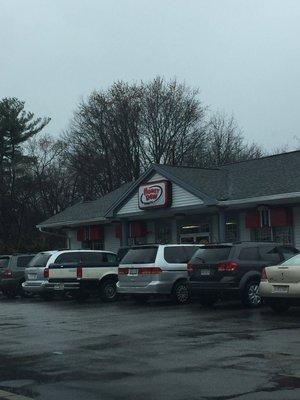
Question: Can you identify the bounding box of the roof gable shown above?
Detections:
[105,164,218,217]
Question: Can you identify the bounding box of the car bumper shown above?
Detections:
[259,281,300,299]
[1,278,19,290]
[117,280,173,295]
[22,280,51,293]
[47,282,80,291]
[188,281,238,294]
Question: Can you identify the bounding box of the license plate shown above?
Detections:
[128,268,138,276]
[28,274,37,280]
[54,283,64,291]
[273,285,289,293]
[201,269,210,276]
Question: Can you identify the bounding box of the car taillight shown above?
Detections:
[118,267,129,275]
[261,267,268,281]
[187,262,194,274]
[43,268,49,278]
[3,269,13,278]
[217,261,238,272]
[139,267,162,275]
[77,266,83,279]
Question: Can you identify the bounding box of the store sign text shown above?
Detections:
[138,180,172,209]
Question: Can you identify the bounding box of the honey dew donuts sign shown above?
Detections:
[138,180,172,210]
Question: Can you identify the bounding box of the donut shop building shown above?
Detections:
[38,151,300,252]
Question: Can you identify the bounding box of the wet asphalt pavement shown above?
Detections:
[0,297,300,400]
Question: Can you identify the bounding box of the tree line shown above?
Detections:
[0,77,264,252]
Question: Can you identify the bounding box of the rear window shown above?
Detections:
[81,252,103,263]
[0,257,9,268]
[281,254,300,266]
[185,246,201,260]
[104,253,118,263]
[191,246,232,263]
[28,253,52,268]
[259,246,281,263]
[279,246,299,261]
[239,247,259,261]
[117,248,130,262]
[164,246,200,263]
[121,247,158,264]
[17,255,35,268]
[164,247,187,263]
[55,252,82,264]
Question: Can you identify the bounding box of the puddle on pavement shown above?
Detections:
[274,375,300,389]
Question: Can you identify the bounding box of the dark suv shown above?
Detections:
[187,242,299,308]
[0,254,36,298]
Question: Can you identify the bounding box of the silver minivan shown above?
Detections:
[22,251,58,299]
[117,244,201,304]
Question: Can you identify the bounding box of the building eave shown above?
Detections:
[218,192,300,207]
[36,217,108,229]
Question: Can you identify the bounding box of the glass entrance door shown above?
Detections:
[179,222,211,244]
[180,233,210,245]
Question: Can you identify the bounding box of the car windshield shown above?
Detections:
[28,253,52,268]
[190,246,232,263]
[281,254,300,266]
[0,257,9,268]
[121,246,158,264]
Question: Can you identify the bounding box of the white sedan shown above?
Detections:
[259,253,300,313]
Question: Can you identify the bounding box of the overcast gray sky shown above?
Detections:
[1,0,300,149]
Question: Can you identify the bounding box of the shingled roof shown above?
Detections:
[38,150,300,228]
[37,182,133,228]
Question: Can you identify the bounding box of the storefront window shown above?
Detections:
[273,227,293,245]
[180,223,209,235]
[155,222,172,244]
[179,222,210,244]
[128,237,147,246]
[82,240,104,250]
[250,226,293,245]
[225,216,238,242]
[250,226,272,242]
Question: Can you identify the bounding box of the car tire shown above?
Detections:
[241,279,261,308]
[172,281,190,305]
[270,300,290,314]
[99,279,117,302]
[199,295,217,307]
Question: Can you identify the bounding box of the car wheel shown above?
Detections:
[270,300,290,314]
[100,279,117,302]
[242,280,261,308]
[199,295,217,307]
[172,281,190,305]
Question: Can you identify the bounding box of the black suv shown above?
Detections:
[187,242,299,308]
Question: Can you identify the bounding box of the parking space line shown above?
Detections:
[0,389,33,400]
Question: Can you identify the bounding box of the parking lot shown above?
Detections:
[1,298,300,400]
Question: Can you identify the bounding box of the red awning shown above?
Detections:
[129,221,147,238]
[245,210,260,229]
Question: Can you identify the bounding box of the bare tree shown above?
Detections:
[139,77,206,165]
[190,113,264,167]
[65,82,142,199]
[27,135,78,216]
